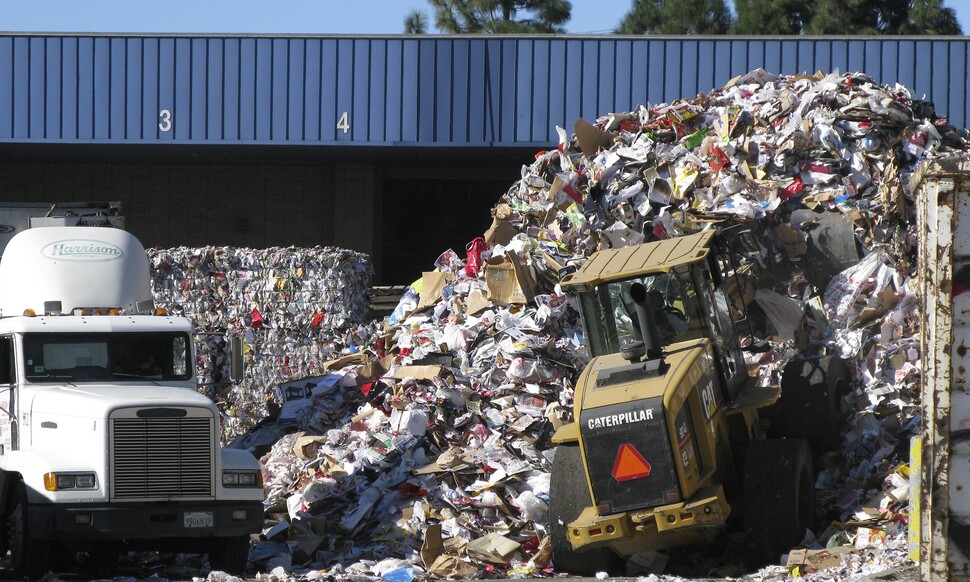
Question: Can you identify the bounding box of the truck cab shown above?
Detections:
[0,227,263,578]
[550,230,815,573]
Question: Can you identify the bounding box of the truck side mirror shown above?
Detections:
[230,336,245,382]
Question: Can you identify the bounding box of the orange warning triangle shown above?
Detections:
[612,443,652,482]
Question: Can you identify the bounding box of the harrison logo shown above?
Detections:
[42,239,124,262]
[136,408,187,418]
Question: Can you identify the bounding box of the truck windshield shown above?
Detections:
[576,271,705,358]
[23,332,191,382]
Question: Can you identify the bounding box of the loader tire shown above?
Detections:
[779,355,849,456]
[8,481,55,580]
[549,445,621,575]
[804,211,862,290]
[742,439,814,566]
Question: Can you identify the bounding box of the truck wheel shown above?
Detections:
[0,484,8,557]
[208,535,250,574]
[84,545,120,578]
[549,445,621,575]
[742,439,814,565]
[779,355,849,456]
[8,481,54,580]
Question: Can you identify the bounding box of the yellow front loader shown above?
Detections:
[549,230,842,574]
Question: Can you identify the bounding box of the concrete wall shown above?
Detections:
[0,160,382,267]
[0,157,517,284]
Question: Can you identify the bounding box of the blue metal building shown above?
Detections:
[0,34,966,281]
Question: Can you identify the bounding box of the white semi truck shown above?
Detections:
[0,226,263,578]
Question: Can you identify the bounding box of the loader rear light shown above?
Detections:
[589,527,602,536]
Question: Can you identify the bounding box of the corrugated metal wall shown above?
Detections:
[0,35,967,146]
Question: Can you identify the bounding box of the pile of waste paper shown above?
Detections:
[152,69,967,581]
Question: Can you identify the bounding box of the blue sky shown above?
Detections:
[0,0,967,36]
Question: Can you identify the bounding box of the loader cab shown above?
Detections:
[562,230,748,400]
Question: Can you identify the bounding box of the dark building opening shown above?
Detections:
[379,175,511,285]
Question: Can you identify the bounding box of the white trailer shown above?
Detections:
[0,226,262,578]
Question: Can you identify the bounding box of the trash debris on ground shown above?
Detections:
[137,68,968,581]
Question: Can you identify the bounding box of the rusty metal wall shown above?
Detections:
[916,157,970,580]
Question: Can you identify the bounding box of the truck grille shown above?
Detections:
[110,412,214,499]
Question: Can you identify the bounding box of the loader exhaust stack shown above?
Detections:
[630,282,662,360]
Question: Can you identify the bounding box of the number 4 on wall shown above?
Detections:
[337,112,350,134]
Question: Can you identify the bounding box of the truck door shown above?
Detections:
[0,336,14,453]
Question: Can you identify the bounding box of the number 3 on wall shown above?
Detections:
[159,109,173,133]
[337,112,350,134]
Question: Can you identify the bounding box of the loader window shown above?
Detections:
[577,272,705,357]
[579,286,621,357]
[693,265,747,399]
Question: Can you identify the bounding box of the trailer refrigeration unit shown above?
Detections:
[0,226,263,578]
[0,202,124,255]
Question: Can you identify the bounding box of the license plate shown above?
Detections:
[184,511,213,528]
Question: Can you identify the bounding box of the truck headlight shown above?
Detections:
[222,469,262,488]
[44,472,98,491]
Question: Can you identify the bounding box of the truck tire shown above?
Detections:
[208,535,250,574]
[742,439,814,565]
[84,545,120,578]
[779,356,849,456]
[549,445,621,575]
[0,483,8,557]
[8,481,54,580]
